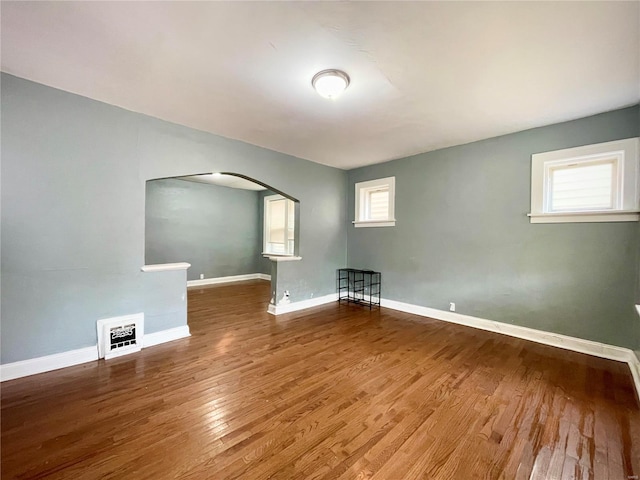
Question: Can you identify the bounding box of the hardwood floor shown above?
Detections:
[2,279,639,479]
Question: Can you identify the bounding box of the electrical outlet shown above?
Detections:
[200,273,204,280]
[279,290,291,306]
[449,302,456,312]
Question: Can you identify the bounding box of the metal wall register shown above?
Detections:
[110,324,137,350]
[337,268,381,309]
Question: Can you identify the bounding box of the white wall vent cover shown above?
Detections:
[97,313,144,360]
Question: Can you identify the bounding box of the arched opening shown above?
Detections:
[144,172,300,281]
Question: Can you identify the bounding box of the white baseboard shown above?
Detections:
[1,325,192,382]
[143,325,191,348]
[263,293,640,398]
[0,346,99,382]
[630,357,640,399]
[268,293,338,315]
[381,298,640,399]
[187,273,270,287]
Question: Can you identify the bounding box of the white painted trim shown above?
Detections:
[380,298,640,399]
[187,273,270,287]
[262,292,640,397]
[353,220,396,228]
[1,324,192,382]
[267,293,338,315]
[530,137,640,223]
[143,325,191,348]
[629,357,640,402]
[141,262,191,272]
[528,211,639,223]
[0,346,99,382]
[264,255,302,262]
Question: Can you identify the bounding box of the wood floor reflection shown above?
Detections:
[2,279,639,479]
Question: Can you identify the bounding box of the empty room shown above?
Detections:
[1,1,639,479]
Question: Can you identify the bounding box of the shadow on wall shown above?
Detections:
[144,172,300,283]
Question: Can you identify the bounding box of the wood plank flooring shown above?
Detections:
[2,279,639,479]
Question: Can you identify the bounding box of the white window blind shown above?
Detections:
[367,188,389,220]
[264,195,295,255]
[268,198,286,251]
[549,160,615,211]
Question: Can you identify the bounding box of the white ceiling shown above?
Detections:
[180,174,266,191]
[2,2,638,170]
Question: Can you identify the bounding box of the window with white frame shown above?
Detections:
[529,138,639,223]
[354,177,396,227]
[264,195,295,255]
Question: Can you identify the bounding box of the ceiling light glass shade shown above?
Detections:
[312,69,350,99]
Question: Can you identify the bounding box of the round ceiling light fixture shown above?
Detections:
[311,69,350,99]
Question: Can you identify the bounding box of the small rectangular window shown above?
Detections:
[530,138,639,223]
[354,177,396,227]
[264,195,295,255]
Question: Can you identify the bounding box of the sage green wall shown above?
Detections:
[2,71,637,365]
[347,106,640,350]
[145,178,264,281]
[1,73,347,364]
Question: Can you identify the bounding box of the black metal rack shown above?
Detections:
[337,268,381,309]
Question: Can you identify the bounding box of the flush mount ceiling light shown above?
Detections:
[311,69,350,99]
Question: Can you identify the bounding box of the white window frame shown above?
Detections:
[353,176,396,228]
[529,138,639,223]
[263,194,295,256]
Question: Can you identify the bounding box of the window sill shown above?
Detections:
[262,254,302,262]
[141,262,191,272]
[527,210,640,223]
[353,220,396,228]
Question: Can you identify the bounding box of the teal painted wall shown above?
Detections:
[347,106,640,350]
[1,74,347,363]
[145,178,264,281]
[1,71,637,364]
